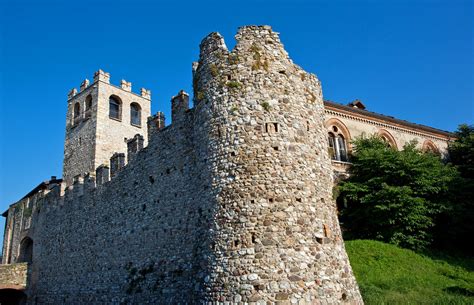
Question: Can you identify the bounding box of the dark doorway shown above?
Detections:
[0,288,27,305]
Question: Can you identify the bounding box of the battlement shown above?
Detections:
[147,111,166,138]
[197,25,286,62]
[39,113,180,213]
[1,26,362,304]
[66,69,151,100]
[94,69,110,83]
[171,90,189,122]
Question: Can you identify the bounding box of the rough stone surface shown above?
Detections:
[0,263,28,289]
[1,26,367,304]
[191,25,363,304]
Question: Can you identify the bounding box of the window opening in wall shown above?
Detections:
[424,143,440,155]
[381,135,395,148]
[328,132,348,162]
[84,95,92,119]
[73,102,81,125]
[18,237,33,264]
[130,103,141,126]
[265,122,279,133]
[109,96,121,120]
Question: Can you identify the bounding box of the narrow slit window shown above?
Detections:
[73,102,81,125]
[84,95,92,119]
[265,122,279,134]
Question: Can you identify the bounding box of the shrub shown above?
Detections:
[337,136,458,251]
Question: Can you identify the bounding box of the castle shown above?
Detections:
[0,26,452,304]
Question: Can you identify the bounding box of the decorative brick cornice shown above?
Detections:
[324,104,453,142]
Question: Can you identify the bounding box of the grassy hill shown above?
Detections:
[345,240,474,305]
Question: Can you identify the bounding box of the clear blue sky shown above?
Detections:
[0,0,472,243]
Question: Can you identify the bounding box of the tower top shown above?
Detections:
[67,69,151,101]
[62,69,152,185]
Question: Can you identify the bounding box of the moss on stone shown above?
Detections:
[226,81,241,89]
[209,64,218,77]
[261,101,271,112]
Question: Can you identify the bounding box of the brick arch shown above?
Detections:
[378,128,398,150]
[422,140,440,155]
[0,284,25,290]
[325,118,352,151]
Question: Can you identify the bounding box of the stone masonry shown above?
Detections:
[0,263,28,289]
[191,26,362,303]
[0,26,369,304]
[63,70,151,186]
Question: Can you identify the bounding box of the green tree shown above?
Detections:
[337,136,458,251]
[448,124,474,179]
[434,124,474,254]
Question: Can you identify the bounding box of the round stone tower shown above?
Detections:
[193,26,363,304]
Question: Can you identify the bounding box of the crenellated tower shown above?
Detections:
[192,26,363,303]
[62,70,151,185]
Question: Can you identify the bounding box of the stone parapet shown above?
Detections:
[0,263,28,289]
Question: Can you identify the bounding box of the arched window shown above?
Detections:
[378,129,398,149]
[85,95,92,119]
[18,237,33,264]
[109,96,122,120]
[130,103,141,126]
[423,140,440,155]
[73,102,81,125]
[328,127,348,162]
[381,136,392,147]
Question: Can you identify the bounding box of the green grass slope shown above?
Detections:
[345,240,474,305]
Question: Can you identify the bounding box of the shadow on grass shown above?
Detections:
[422,250,474,273]
[444,286,474,297]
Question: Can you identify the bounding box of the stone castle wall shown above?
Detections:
[31,117,208,303]
[191,26,361,303]
[4,26,363,304]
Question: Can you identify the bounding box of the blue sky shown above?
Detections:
[0,0,472,243]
